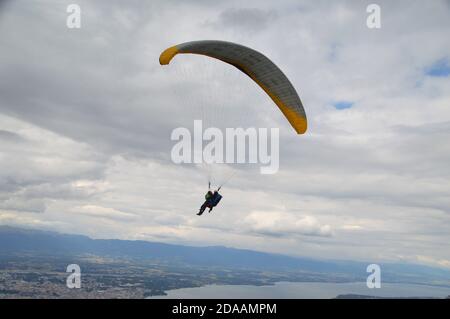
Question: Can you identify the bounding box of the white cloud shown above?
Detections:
[243,211,332,237]
[71,205,137,221]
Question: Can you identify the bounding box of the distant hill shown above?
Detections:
[0,225,340,272]
[1,225,449,285]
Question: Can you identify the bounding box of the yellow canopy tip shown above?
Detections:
[277,103,307,134]
[294,118,307,134]
[159,45,179,65]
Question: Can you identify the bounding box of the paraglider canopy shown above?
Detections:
[159,40,307,134]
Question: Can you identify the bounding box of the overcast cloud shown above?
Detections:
[0,0,449,269]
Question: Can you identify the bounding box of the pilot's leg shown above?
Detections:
[197,202,207,216]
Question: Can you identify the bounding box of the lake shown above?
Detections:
[149,281,450,299]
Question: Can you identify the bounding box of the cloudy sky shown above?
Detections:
[0,0,449,269]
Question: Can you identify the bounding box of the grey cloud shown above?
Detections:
[208,8,277,33]
[0,197,46,213]
[0,130,26,143]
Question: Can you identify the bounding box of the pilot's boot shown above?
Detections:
[197,205,205,216]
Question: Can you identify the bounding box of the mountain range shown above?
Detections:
[1,225,449,285]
